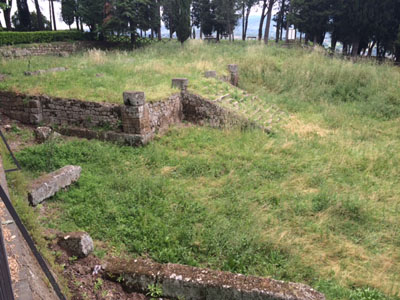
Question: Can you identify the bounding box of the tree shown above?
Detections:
[50,0,57,30]
[162,0,176,38]
[173,0,191,44]
[34,0,45,30]
[16,0,31,31]
[61,0,76,29]
[240,0,257,40]
[290,0,332,45]
[12,11,51,31]
[214,0,240,41]
[263,0,276,44]
[0,0,12,30]
[78,0,106,32]
[192,0,215,37]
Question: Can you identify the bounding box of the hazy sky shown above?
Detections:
[0,1,277,31]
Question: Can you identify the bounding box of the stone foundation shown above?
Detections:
[106,258,325,300]
[0,79,260,146]
[0,42,98,59]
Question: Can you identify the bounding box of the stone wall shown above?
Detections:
[0,91,122,130]
[0,90,185,145]
[0,78,260,146]
[182,92,260,130]
[106,257,325,300]
[41,96,121,130]
[148,94,182,134]
[0,42,97,59]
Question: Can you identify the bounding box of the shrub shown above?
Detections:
[0,30,88,46]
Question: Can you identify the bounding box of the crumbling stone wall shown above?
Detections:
[148,94,182,134]
[40,96,121,130]
[0,42,96,58]
[182,92,259,130]
[0,91,121,130]
[0,77,258,146]
[106,257,326,300]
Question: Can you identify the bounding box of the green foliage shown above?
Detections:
[147,284,163,298]
[172,0,191,44]
[0,30,87,46]
[12,11,51,31]
[4,42,400,299]
[61,0,76,27]
[350,288,387,300]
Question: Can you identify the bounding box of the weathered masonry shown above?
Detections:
[0,73,258,146]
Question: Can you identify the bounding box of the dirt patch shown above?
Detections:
[46,231,149,300]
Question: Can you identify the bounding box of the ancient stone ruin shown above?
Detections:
[28,165,82,206]
[0,67,259,147]
[106,258,326,300]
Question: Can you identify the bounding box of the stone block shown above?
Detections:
[34,127,52,143]
[228,64,238,73]
[204,71,217,78]
[58,232,94,258]
[123,91,146,106]
[28,165,82,206]
[172,78,189,91]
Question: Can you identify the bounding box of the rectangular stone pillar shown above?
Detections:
[28,99,43,125]
[172,78,189,93]
[121,91,151,135]
[228,64,239,87]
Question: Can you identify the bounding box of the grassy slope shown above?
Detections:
[4,42,400,299]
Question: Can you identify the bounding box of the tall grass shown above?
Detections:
[2,41,400,299]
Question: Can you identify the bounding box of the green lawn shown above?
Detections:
[3,41,400,300]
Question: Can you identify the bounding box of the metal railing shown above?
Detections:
[0,129,66,300]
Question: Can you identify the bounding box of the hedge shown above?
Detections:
[0,30,89,46]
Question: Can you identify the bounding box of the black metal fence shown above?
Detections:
[0,219,14,300]
[0,129,65,300]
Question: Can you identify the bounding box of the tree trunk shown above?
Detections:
[34,0,44,30]
[343,43,348,55]
[130,21,136,45]
[285,3,290,43]
[331,37,337,52]
[244,7,250,41]
[264,0,274,44]
[76,16,79,30]
[16,0,31,30]
[4,4,12,30]
[169,29,173,39]
[258,0,267,41]
[51,0,57,30]
[157,2,162,41]
[351,38,360,57]
[49,0,53,30]
[242,3,245,41]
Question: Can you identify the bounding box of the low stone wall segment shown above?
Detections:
[105,258,325,300]
[0,41,98,59]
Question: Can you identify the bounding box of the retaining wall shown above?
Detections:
[0,42,97,58]
[0,78,258,146]
[105,258,325,300]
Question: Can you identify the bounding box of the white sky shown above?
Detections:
[0,1,278,31]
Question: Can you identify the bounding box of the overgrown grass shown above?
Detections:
[3,41,400,299]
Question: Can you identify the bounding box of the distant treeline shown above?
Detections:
[1,1,399,59]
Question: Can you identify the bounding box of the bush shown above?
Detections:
[0,30,88,46]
